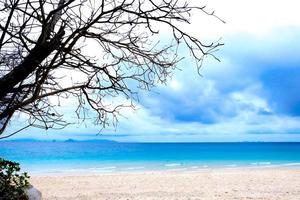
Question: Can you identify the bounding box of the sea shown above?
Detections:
[1,141,300,174]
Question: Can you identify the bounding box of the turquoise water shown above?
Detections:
[1,141,300,174]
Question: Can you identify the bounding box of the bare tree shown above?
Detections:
[0,0,223,139]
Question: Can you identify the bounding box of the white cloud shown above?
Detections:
[100,104,300,142]
[183,0,300,38]
[5,0,300,142]
[169,79,182,91]
[230,84,272,114]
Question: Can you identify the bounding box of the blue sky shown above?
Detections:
[6,0,300,141]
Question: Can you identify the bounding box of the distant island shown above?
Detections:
[64,139,118,143]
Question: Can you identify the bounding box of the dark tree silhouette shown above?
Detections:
[0,0,223,139]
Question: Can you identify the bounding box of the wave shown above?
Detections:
[281,163,300,166]
[246,162,300,169]
[123,166,145,170]
[224,164,238,167]
[164,163,181,167]
[251,162,271,166]
[88,166,117,170]
[24,161,300,174]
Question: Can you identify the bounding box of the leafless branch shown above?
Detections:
[0,0,223,138]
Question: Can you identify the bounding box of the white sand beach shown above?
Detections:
[30,167,300,200]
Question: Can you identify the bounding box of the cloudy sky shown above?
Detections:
[7,0,300,141]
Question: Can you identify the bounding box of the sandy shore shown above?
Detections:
[30,168,300,200]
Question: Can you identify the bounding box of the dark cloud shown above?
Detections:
[139,27,300,124]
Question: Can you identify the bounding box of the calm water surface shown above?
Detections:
[1,141,300,173]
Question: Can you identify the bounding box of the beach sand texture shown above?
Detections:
[30,168,300,200]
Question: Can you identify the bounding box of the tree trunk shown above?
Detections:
[0,33,63,101]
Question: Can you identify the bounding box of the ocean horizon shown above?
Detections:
[1,141,300,174]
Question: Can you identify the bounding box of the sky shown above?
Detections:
[6,0,300,142]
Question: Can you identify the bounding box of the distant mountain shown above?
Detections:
[64,139,118,143]
[64,139,77,142]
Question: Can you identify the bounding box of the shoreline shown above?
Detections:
[27,163,300,176]
[30,167,300,200]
